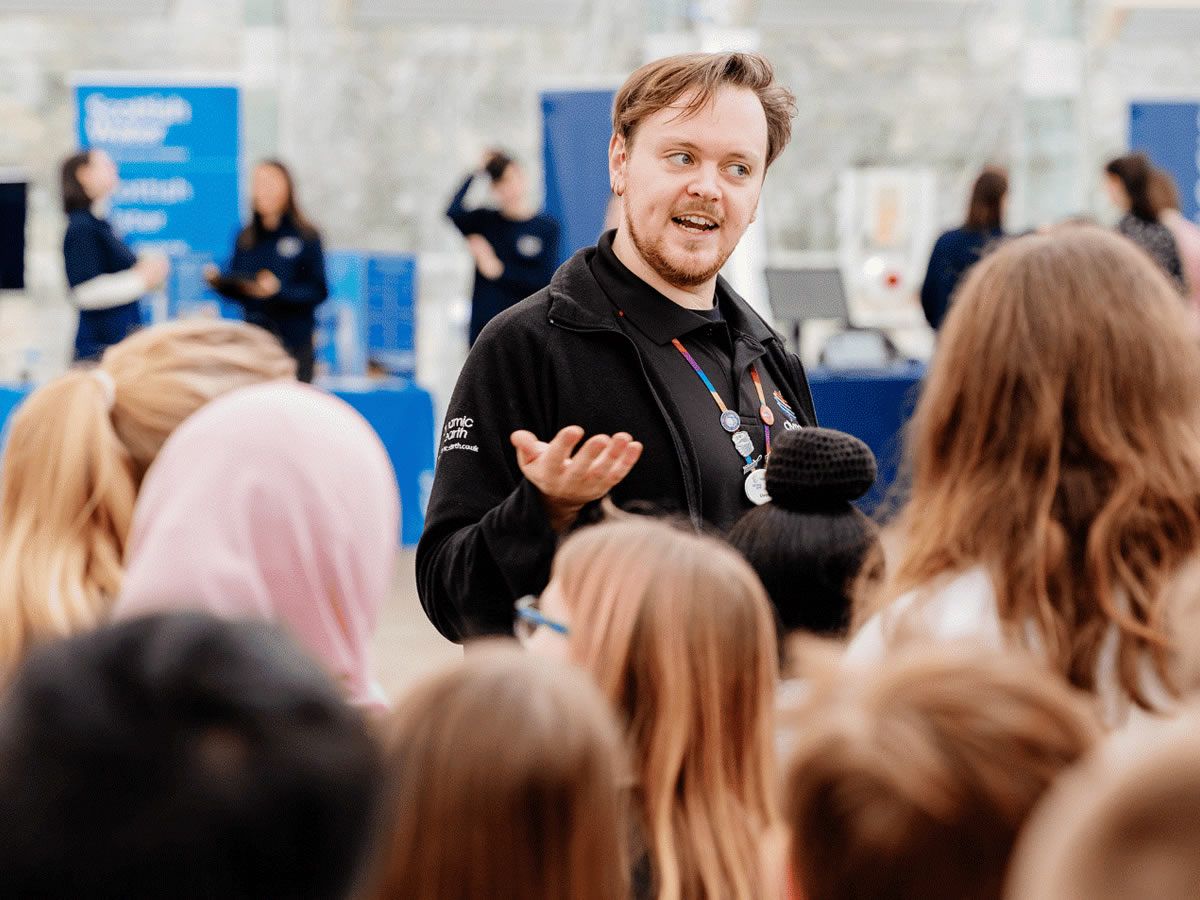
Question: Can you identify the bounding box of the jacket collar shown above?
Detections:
[546,236,779,346]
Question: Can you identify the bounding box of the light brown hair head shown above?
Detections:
[785,647,1100,900]
[612,52,796,168]
[0,319,295,680]
[551,516,781,900]
[1006,724,1200,900]
[860,226,1200,712]
[370,643,629,900]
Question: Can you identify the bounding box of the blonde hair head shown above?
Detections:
[1006,723,1200,900]
[786,646,1100,900]
[865,226,1200,709]
[371,642,630,900]
[0,319,295,679]
[552,517,780,900]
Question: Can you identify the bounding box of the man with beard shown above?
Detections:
[418,52,818,641]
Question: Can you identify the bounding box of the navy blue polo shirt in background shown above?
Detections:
[590,231,800,531]
[446,176,560,345]
[226,214,328,351]
[920,226,1004,330]
[63,208,143,360]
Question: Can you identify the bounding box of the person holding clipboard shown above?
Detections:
[207,160,327,382]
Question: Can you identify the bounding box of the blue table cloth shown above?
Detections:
[806,362,926,513]
[0,377,435,546]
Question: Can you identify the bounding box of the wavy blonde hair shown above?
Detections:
[552,517,780,900]
[0,319,295,679]
[861,226,1200,708]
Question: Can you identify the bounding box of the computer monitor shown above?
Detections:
[764,266,849,323]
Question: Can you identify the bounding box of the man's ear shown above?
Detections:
[608,132,627,197]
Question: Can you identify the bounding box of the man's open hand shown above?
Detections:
[510,426,643,531]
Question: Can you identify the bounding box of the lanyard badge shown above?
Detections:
[671,338,772,505]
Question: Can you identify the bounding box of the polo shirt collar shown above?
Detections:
[597,230,753,345]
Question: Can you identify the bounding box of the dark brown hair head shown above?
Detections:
[965,166,1008,232]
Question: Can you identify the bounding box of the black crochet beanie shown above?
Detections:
[765,427,877,510]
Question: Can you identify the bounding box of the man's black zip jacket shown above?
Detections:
[416,240,818,642]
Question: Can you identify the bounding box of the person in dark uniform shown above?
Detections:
[418,52,818,642]
[920,166,1007,330]
[447,150,560,345]
[207,159,327,382]
[61,149,169,361]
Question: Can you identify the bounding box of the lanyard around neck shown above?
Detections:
[670,338,771,465]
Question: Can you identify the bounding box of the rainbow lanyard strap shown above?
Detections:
[670,337,770,468]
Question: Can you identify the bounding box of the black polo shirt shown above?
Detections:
[589,231,796,530]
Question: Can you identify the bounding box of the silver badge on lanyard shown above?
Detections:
[744,468,770,505]
[731,430,754,457]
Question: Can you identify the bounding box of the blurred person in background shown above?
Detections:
[0,613,382,899]
[1149,166,1200,320]
[0,320,294,684]
[112,381,399,711]
[61,149,169,361]
[207,159,328,382]
[784,647,1099,900]
[847,226,1200,729]
[369,645,629,900]
[1105,153,1185,290]
[447,149,561,345]
[522,516,783,900]
[920,165,1007,330]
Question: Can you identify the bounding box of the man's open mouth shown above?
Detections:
[672,214,720,234]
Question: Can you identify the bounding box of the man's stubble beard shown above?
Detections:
[623,204,732,289]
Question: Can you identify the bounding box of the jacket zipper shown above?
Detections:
[547,315,704,527]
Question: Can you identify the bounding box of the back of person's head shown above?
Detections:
[484,149,515,182]
[1006,725,1200,900]
[1105,152,1158,221]
[60,149,93,213]
[964,165,1008,231]
[785,647,1100,900]
[112,381,399,709]
[0,612,381,899]
[370,644,629,900]
[552,516,780,900]
[1148,166,1182,216]
[874,226,1200,712]
[727,427,878,642]
[0,320,295,682]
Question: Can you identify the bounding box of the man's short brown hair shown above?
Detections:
[783,646,1100,900]
[612,52,796,168]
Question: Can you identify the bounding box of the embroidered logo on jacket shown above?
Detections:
[440,415,479,455]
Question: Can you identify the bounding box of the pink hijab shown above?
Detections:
[113,382,399,709]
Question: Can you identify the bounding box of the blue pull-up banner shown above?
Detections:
[542,89,616,263]
[73,76,242,319]
[1130,101,1200,224]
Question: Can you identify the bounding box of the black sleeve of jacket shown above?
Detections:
[415,309,558,642]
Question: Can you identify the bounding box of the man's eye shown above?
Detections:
[728,163,751,178]
[668,152,692,165]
